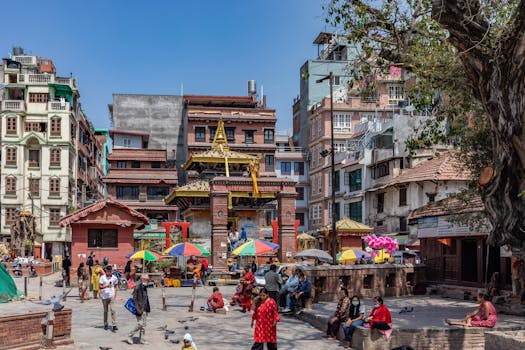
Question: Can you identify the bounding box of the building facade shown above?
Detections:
[0,48,102,257]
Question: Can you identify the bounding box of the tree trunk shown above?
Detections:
[433,0,525,248]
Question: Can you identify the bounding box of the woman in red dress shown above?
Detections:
[446,293,498,327]
[240,265,255,312]
[251,288,281,350]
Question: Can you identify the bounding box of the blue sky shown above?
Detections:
[1,0,327,132]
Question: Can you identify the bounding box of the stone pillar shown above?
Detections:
[277,192,297,263]
[210,191,229,270]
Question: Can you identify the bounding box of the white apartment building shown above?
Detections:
[0,48,94,257]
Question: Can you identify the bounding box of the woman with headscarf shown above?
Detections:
[182,333,197,350]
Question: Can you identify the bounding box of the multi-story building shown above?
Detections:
[275,132,308,232]
[293,32,354,148]
[0,47,102,257]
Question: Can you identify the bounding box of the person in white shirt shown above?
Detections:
[99,265,119,331]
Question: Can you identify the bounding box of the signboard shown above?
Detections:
[417,216,488,238]
[134,232,176,239]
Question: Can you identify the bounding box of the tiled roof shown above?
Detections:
[409,195,485,220]
[389,153,471,186]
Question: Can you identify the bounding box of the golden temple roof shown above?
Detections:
[321,216,372,233]
[164,180,210,204]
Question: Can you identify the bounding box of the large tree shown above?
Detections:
[325,0,525,248]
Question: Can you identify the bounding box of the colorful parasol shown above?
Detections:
[129,250,161,261]
[337,248,371,262]
[232,239,279,256]
[163,242,210,257]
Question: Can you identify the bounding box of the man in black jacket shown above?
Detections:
[127,274,151,345]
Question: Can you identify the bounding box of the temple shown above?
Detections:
[165,119,297,269]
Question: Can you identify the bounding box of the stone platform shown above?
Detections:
[297,296,525,350]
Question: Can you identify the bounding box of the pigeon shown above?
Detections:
[169,339,180,344]
[177,320,187,324]
[399,307,414,314]
[99,347,112,350]
[184,326,189,330]
[39,289,72,311]
[158,324,176,339]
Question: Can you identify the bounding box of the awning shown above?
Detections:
[49,84,73,103]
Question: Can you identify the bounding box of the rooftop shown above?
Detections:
[107,149,167,161]
[409,195,485,220]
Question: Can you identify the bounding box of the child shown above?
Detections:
[207,287,225,312]
[182,333,197,350]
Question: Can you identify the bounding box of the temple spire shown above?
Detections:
[211,119,230,152]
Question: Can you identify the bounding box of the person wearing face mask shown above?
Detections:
[325,287,350,339]
[342,295,366,348]
[127,274,151,344]
[365,296,392,334]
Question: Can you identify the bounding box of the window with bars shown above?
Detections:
[265,155,275,172]
[50,148,61,166]
[345,201,362,222]
[333,113,352,133]
[244,130,254,144]
[6,147,17,165]
[388,84,405,103]
[5,208,17,224]
[49,178,60,196]
[6,177,16,195]
[195,127,206,142]
[294,162,304,175]
[49,208,61,226]
[50,118,61,136]
[88,229,118,248]
[147,186,169,200]
[6,117,17,134]
[372,162,389,179]
[116,186,139,200]
[264,129,274,144]
[117,161,126,169]
[400,216,408,232]
[29,93,49,103]
[225,127,235,142]
[30,178,40,196]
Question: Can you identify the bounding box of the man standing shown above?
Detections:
[264,265,282,304]
[99,265,118,332]
[86,252,94,290]
[127,274,150,344]
[241,227,247,242]
[62,255,71,287]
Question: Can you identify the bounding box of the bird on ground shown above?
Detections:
[99,347,112,350]
[38,289,72,311]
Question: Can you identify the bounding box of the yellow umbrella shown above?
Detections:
[374,249,392,263]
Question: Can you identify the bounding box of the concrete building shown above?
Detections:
[275,132,308,232]
[293,32,356,148]
[0,48,102,257]
[108,94,185,180]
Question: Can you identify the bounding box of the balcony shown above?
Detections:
[28,159,40,168]
[48,101,70,112]
[1,100,25,112]
[17,74,77,88]
[12,55,38,65]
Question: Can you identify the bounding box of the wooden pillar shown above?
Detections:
[210,191,229,270]
[277,192,297,263]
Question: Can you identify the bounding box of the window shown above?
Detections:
[372,162,389,179]
[264,129,274,144]
[281,162,291,175]
[49,178,60,196]
[318,174,322,193]
[348,169,362,192]
[225,127,235,142]
[6,117,17,134]
[244,130,255,144]
[123,138,131,147]
[345,201,362,222]
[117,161,126,169]
[334,75,341,85]
[195,127,206,142]
[116,186,139,200]
[29,93,49,103]
[388,84,405,104]
[265,155,275,172]
[209,127,217,142]
[400,216,407,232]
[131,161,140,168]
[6,177,16,195]
[49,208,61,226]
[50,117,61,136]
[334,170,340,192]
[334,142,347,153]
[335,202,341,220]
[50,148,61,166]
[296,187,305,200]
[147,186,170,200]
[5,208,16,224]
[360,113,374,123]
[399,187,407,206]
[88,229,118,248]
[28,149,40,167]
[30,178,40,196]
[25,122,46,132]
[294,162,304,175]
[427,193,436,203]
[333,113,352,133]
[377,193,385,213]
[151,162,161,169]
[295,213,305,226]
[6,147,17,165]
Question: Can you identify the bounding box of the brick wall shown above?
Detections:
[0,308,73,349]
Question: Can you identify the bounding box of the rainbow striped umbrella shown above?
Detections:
[129,250,161,261]
[232,239,279,256]
[163,242,210,257]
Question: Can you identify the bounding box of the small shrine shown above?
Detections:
[165,120,297,269]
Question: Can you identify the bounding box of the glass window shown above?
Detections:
[209,127,217,142]
[333,113,352,133]
[334,170,340,192]
[151,162,161,169]
[6,147,17,165]
[388,84,405,103]
[29,93,49,103]
[49,208,61,226]
[295,212,305,226]
[264,129,274,144]
[88,229,118,248]
[49,178,60,196]
[349,169,362,192]
[372,162,389,179]
[195,127,206,142]
[294,162,304,175]
[265,155,275,172]
[244,130,254,144]
[28,150,40,167]
[50,148,61,166]
[281,162,291,175]
[348,201,362,222]
[225,127,235,142]
[30,178,40,196]
[116,186,139,200]
[5,177,16,194]
[400,216,407,232]
[399,187,407,206]
[6,117,17,134]
[147,186,170,200]
[50,118,61,136]
[131,161,140,168]
[117,161,126,169]
[296,187,305,200]
[5,208,17,224]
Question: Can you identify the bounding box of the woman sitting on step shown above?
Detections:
[446,293,498,328]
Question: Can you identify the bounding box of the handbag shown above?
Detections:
[124,297,137,315]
